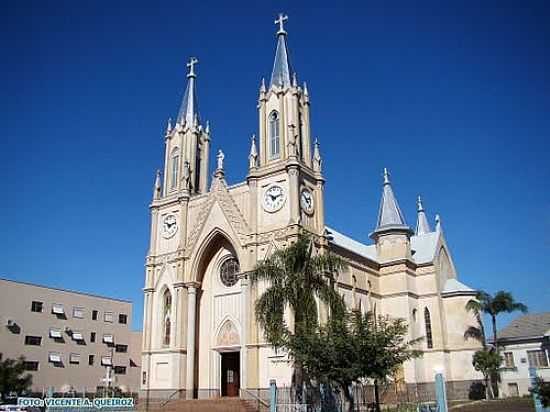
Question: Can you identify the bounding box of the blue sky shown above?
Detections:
[1,1,549,332]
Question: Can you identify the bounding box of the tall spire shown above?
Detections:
[177,57,200,126]
[415,196,432,235]
[270,13,294,88]
[371,168,411,237]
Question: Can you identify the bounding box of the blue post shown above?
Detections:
[435,372,448,412]
[270,379,277,412]
[530,367,550,412]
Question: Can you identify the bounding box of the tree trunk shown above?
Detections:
[374,379,381,412]
[341,383,354,412]
[492,315,498,351]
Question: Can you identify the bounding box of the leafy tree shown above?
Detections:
[466,291,527,351]
[249,234,347,403]
[472,349,502,400]
[0,356,33,400]
[290,307,420,412]
[530,377,550,408]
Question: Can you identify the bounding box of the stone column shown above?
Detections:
[240,275,249,389]
[185,283,198,399]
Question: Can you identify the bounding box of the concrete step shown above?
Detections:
[146,397,259,412]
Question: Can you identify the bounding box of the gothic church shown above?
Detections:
[141,15,482,399]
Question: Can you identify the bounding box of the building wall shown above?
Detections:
[0,278,142,394]
[499,340,550,397]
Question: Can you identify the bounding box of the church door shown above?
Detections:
[221,352,240,397]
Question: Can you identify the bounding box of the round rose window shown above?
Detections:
[220,257,240,287]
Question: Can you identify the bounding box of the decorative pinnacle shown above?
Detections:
[166,117,172,134]
[205,120,210,134]
[250,134,258,156]
[417,195,425,212]
[260,78,266,93]
[275,13,288,35]
[292,72,298,87]
[186,57,198,78]
[383,168,391,185]
[303,81,309,97]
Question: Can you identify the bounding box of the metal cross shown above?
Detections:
[275,13,288,34]
[187,57,198,78]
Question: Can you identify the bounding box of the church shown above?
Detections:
[140,15,482,399]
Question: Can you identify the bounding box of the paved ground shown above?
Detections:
[449,398,534,412]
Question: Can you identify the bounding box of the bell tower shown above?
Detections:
[162,57,211,196]
[248,14,324,237]
[256,14,312,168]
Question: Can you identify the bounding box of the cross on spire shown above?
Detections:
[275,13,288,35]
[186,57,198,78]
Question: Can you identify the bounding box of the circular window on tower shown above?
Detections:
[220,257,240,287]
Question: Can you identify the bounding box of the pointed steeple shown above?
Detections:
[270,13,294,88]
[415,196,432,235]
[177,57,200,126]
[371,168,412,238]
[435,214,442,232]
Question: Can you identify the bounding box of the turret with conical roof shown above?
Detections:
[370,169,413,261]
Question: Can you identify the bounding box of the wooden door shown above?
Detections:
[221,352,240,397]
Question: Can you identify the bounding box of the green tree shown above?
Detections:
[466,291,527,351]
[472,349,502,400]
[249,234,347,403]
[0,356,33,400]
[290,307,420,412]
[530,377,550,408]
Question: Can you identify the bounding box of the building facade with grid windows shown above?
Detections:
[0,277,142,395]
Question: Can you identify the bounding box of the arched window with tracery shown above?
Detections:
[170,150,179,190]
[162,289,172,346]
[424,307,433,349]
[269,111,280,159]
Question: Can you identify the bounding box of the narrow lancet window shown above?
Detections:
[269,111,280,159]
[424,307,433,349]
[163,289,172,346]
[171,152,179,190]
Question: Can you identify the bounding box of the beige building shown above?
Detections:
[0,278,142,394]
[141,15,482,399]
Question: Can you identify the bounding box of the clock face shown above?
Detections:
[162,214,178,238]
[300,188,314,214]
[263,185,286,213]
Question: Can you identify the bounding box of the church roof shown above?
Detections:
[498,313,550,341]
[410,232,438,264]
[177,58,200,126]
[270,16,294,88]
[328,226,441,266]
[326,227,377,261]
[442,278,474,294]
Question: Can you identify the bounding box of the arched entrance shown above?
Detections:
[190,229,244,398]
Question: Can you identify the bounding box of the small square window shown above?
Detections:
[25,336,42,346]
[103,334,114,344]
[69,353,80,364]
[114,366,126,375]
[115,344,128,353]
[90,332,96,343]
[118,314,127,324]
[31,301,43,313]
[104,312,113,323]
[101,356,112,366]
[73,307,84,319]
[88,355,94,366]
[49,328,62,339]
[142,371,147,385]
[92,310,98,321]
[72,331,84,341]
[52,304,65,315]
[23,361,39,371]
[48,352,62,363]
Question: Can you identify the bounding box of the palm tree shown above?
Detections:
[466,290,528,351]
[249,234,347,403]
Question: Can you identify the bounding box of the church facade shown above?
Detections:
[140,15,482,399]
